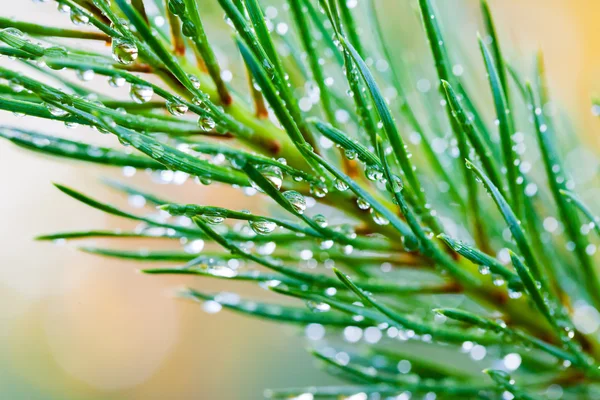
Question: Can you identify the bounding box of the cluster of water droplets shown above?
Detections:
[20,4,589,397]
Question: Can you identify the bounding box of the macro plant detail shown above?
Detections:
[2,0,600,398]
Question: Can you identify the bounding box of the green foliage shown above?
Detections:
[2,0,600,398]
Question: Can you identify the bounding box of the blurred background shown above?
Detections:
[1,0,600,399]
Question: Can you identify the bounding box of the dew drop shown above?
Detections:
[283,190,306,214]
[149,143,165,159]
[251,165,283,192]
[166,99,189,116]
[306,301,330,313]
[189,75,201,89]
[249,219,277,235]
[108,75,126,88]
[388,174,404,192]
[356,198,370,210]
[344,149,357,160]
[181,20,196,37]
[184,239,204,254]
[334,179,349,191]
[46,103,68,117]
[310,183,328,198]
[203,210,225,225]
[70,9,89,26]
[493,275,505,286]
[203,300,222,314]
[508,288,522,299]
[9,79,25,93]
[365,165,383,181]
[370,209,389,225]
[198,116,216,131]
[130,83,153,103]
[76,69,94,82]
[313,214,328,228]
[57,2,70,13]
[320,240,334,249]
[111,38,138,65]
[478,265,491,275]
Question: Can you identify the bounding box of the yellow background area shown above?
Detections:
[1,1,599,399]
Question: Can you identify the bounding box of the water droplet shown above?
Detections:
[370,209,389,225]
[123,166,137,177]
[357,198,370,210]
[313,214,328,228]
[344,149,357,160]
[181,20,196,37]
[3,28,25,43]
[401,235,419,252]
[70,9,89,26]
[209,266,237,278]
[108,75,126,87]
[198,116,216,131]
[320,240,334,249]
[250,165,283,192]
[306,301,330,313]
[189,75,201,89]
[166,99,189,116]
[149,143,165,159]
[9,79,25,93]
[76,69,94,81]
[310,183,328,198]
[203,210,225,225]
[508,288,522,299]
[130,83,153,103]
[563,327,575,340]
[111,38,138,65]
[203,300,222,314]
[334,179,349,191]
[57,2,70,13]
[283,190,306,214]
[249,219,276,235]
[184,239,204,254]
[46,103,68,117]
[365,165,383,181]
[492,275,505,286]
[387,175,404,192]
